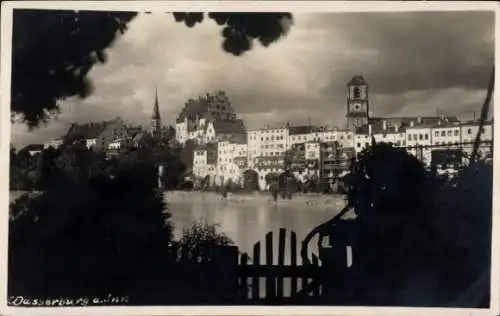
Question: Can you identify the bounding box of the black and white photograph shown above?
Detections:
[1,1,498,314]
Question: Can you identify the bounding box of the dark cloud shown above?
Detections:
[315,11,494,94]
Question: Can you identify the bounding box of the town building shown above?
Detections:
[405,121,432,166]
[21,144,44,156]
[354,120,406,154]
[320,143,355,180]
[193,142,218,186]
[64,117,128,151]
[247,124,289,168]
[215,140,248,186]
[175,91,245,144]
[459,119,494,159]
[430,120,462,148]
[185,75,494,190]
[43,139,64,150]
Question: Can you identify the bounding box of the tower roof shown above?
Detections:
[152,87,160,120]
[347,75,367,86]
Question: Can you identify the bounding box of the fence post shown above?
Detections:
[277,228,286,299]
[240,253,249,301]
[290,231,298,297]
[211,245,239,303]
[265,231,275,299]
[252,241,261,300]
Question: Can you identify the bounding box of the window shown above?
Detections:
[447,130,452,137]
[353,87,361,99]
[435,131,439,137]
[467,128,472,135]
[419,134,423,141]
[441,131,445,137]
[454,130,459,136]
[424,134,429,140]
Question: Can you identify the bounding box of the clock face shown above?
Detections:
[351,102,363,112]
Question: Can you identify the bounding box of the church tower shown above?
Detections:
[151,87,161,136]
[346,75,369,130]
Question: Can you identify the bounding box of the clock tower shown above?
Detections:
[346,75,369,130]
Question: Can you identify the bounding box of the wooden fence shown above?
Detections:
[237,228,324,303]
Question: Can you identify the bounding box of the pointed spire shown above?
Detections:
[152,87,160,120]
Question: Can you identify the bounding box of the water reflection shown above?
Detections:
[168,195,345,264]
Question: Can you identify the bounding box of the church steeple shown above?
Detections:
[152,87,160,120]
[151,87,161,135]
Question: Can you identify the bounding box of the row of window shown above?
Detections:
[260,151,284,157]
[261,143,285,149]
[255,158,285,165]
[408,133,430,141]
[434,130,460,137]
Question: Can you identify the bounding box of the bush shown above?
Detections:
[178,219,234,259]
[337,143,492,305]
[9,163,174,299]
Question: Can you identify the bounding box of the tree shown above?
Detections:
[178,219,234,261]
[242,169,259,191]
[265,172,279,187]
[34,146,61,190]
[12,10,293,129]
[9,160,174,299]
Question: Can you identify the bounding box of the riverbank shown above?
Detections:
[165,190,346,207]
[10,190,348,210]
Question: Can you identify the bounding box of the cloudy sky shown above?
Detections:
[11,10,495,147]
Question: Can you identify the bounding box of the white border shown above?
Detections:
[1,1,498,316]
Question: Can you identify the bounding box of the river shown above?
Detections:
[9,191,346,265]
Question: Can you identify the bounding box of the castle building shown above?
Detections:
[175,91,245,145]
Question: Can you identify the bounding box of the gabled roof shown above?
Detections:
[460,119,494,127]
[369,116,460,128]
[127,127,143,138]
[132,130,149,142]
[288,125,318,135]
[210,119,246,135]
[194,142,218,152]
[355,121,406,135]
[66,119,119,139]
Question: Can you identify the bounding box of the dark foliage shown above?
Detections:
[178,219,234,260]
[9,162,174,298]
[11,10,136,128]
[9,140,238,304]
[314,142,492,306]
[242,169,259,191]
[174,12,293,56]
[11,10,292,129]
